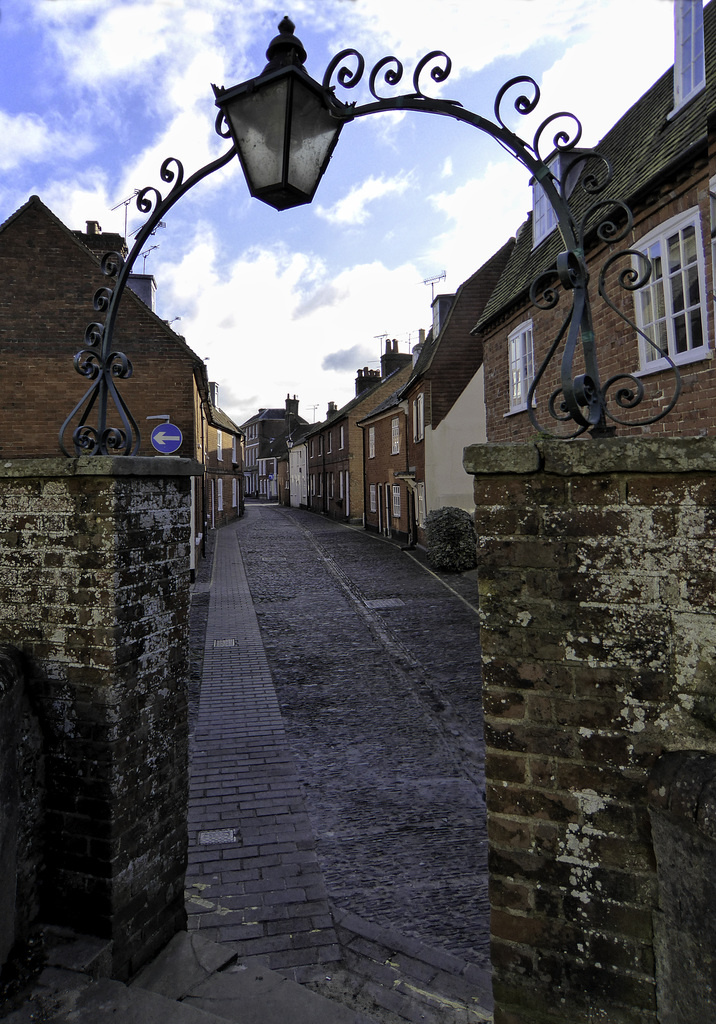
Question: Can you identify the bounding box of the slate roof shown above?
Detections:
[207,404,243,436]
[476,0,714,332]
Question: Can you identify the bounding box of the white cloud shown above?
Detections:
[428,158,529,287]
[0,111,93,172]
[155,232,426,424]
[316,173,413,226]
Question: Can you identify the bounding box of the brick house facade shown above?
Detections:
[476,1,715,443]
[396,239,515,546]
[0,195,244,569]
[306,342,411,524]
[241,396,307,500]
[359,383,413,544]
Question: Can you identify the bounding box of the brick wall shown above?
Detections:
[464,436,716,1024]
[363,409,411,540]
[0,456,200,980]
[480,156,713,444]
[0,197,203,461]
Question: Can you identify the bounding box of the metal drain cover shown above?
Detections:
[364,598,405,609]
[213,639,236,648]
[198,828,238,845]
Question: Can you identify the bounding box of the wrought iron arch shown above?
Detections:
[61,31,679,455]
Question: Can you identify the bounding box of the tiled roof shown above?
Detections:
[208,404,242,435]
[476,0,713,332]
[303,376,389,438]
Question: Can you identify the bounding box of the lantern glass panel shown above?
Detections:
[286,76,341,196]
[225,78,289,193]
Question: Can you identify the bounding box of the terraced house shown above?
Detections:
[476,0,716,442]
[306,341,411,523]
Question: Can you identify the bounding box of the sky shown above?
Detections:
[0,0,682,428]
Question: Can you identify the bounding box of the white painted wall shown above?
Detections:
[289,442,308,507]
[424,366,487,516]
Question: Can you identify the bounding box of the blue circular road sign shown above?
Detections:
[150,423,183,454]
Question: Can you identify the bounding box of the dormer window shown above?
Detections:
[673,0,705,113]
[532,152,585,248]
[532,158,559,248]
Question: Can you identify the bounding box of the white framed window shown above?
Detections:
[413,393,425,442]
[310,474,315,497]
[533,171,558,248]
[327,431,332,454]
[673,0,705,113]
[392,484,401,518]
[368,426,375,459]
[339,425,345,449]
[318,435,323,455]
[417,482,426,527]
[233,477,238,507]
[217,430,223,461]
[391,416,400,455]
[309,439,314,458]
[507,320,535,412]
[634,209,707,371]
[339,472,344,500]
[370,484,377,513]
[329,473,334,499]
[317,473,322,496]
[218,478,224,511]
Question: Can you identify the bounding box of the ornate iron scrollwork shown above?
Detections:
[322,50,681,437]
[60,142,236,456]
[61,24,680,454]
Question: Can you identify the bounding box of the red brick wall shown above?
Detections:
[481,158,714,443]
[363,409,411,539]
[0,199,203,460]
[464,436,716,1024]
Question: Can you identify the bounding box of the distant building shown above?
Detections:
[241,396,307,500]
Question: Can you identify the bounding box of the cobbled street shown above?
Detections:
[231,502,489,968]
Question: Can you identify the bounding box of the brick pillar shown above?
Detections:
[0,457,201,980]
[463,437,716,1024]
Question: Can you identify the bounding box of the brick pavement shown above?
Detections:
[185,522,341,968]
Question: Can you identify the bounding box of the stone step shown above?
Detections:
[1,977,231,1024]
[131,930,377,1023]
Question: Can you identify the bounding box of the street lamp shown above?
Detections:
[61,17,680,456]
[213,17,346,211]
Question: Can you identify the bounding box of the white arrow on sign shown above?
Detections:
[154,430,181,444]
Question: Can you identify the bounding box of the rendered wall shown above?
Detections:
[0,457,199,980]
[464,437,716,1024]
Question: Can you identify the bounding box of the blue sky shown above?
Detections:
[1,0,680,427]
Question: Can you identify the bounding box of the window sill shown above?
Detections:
[668,81,706,121]
[504,403,534,418]
[636,346,712,377]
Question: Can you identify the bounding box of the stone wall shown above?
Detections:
[0,646,44,967]
[463,436,716,1024]
[0,457,200,980]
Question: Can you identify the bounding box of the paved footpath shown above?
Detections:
[186,504,492,1023]
[186,519,341,965]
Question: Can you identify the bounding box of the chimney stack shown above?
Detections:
[355,366,381,396]
[380,339,412,379]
